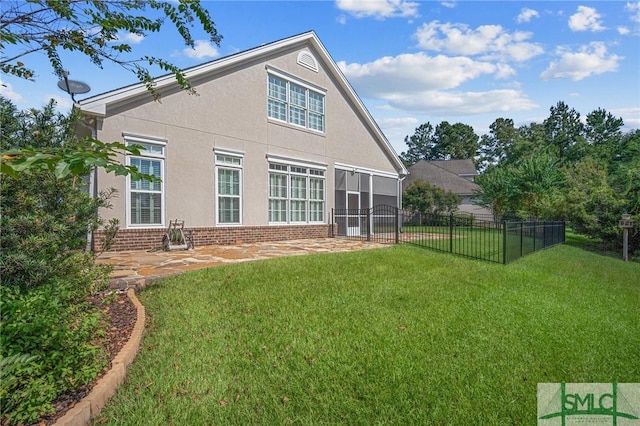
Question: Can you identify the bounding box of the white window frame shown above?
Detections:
[267,67,326,133]
[214,149,244,226]
[267,157,326,225]
[125,134,166,228]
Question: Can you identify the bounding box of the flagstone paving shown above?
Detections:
[98,238,389,289]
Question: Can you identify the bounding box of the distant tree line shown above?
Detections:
[399,101,639,255]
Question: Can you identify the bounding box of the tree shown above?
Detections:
[0,99,115,424]
[475,154,564,220]
[1,0,221,98]
[399,121,479,166]
[585,108,624,163]
[400,123,435,166]
[1,0,222,178]
[433,121,479,161]
[403,179,461,215]
[478,117,516,171]
[543,101,586,164]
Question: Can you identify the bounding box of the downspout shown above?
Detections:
[79,115,99,252]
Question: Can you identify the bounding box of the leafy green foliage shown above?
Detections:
[403,179,461,215]
[400,121,479,166]
[474,102,639,255]
[0,100,113,424]
[0,0,221,99]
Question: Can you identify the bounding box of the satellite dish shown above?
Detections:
[57,71,91,102]
[57,79,91,95]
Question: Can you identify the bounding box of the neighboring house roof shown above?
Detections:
[404,159,480,196]
[76,30,407,176]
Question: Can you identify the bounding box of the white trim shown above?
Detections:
[213,147,245,158]
[214,154,243,226]
[126,156,165,229]
[266,65,326,94]
[334,162,399,179]
[122,132,167,145]
[266,154,327,170]
[297,51,319,73]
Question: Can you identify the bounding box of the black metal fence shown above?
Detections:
[331,206,565,264]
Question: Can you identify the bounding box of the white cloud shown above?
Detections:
[414,21,543,62]
[43,94,72,110]
[381,89,538,115]
[627,2,640,23]
[336,14,347,24]
[440,2,456,8]
[335,0,419,19]
[617,26,631,35]
[120,32,144,44]
[541,42,621,81]
[568,6,605,32]
[183,40,220,59]
[338,52,510,96]
[517,8,539,23]
[378,116,419,128]
[610,107,640,129]
[0,81,23,102]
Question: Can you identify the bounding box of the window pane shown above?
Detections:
[269,173,287,198]
[309,92,324,113]
[130,158,161,191]
[218,168,239,196]
[269,199,287,222]
[268,99,286,121]
[310,201,324,222]
[309,112,324,131]
[290,84,306,107]
[291,176,307,199]
[218,197,240,224]
[310,178,324,200]
[268,76,286,100]
[291,200,306,222]
[130,193,162,225]
[289,105,306,126]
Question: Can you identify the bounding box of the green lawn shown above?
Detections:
[95,240,640,425]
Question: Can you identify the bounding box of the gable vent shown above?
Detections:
[297,51,319,72]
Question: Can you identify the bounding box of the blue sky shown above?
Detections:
[2,0,639,154]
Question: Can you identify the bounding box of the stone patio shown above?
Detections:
[98,238,389,289]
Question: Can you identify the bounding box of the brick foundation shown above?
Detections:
[93,224,336,252]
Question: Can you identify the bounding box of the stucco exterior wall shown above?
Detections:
[91,40,401,239]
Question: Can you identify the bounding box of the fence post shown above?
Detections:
[331,209,334,237]
[366,209,371,242]
[502,221,507,264]
[449,212,454,253]
[520,221,523,258]
[395,207,400,244]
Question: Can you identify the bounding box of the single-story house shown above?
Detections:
[76,31,407,251]
[403,159,491,216]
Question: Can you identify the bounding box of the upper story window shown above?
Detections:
[267,72,325,133]
[125,135,166,227]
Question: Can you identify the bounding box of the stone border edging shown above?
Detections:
[54,288,146,426]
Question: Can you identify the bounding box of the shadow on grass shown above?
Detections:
[564,231,639,263]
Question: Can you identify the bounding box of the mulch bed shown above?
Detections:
[35,291,138,426]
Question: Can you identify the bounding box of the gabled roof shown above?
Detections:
[76,31,407,175]
[405,160,479,195]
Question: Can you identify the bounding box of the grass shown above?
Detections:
[95,240,640,425]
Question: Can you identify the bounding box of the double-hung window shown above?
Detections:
[267,71,325,133]
[268,162,325,224]
[126,136,165,227]
[215,151,243,225]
